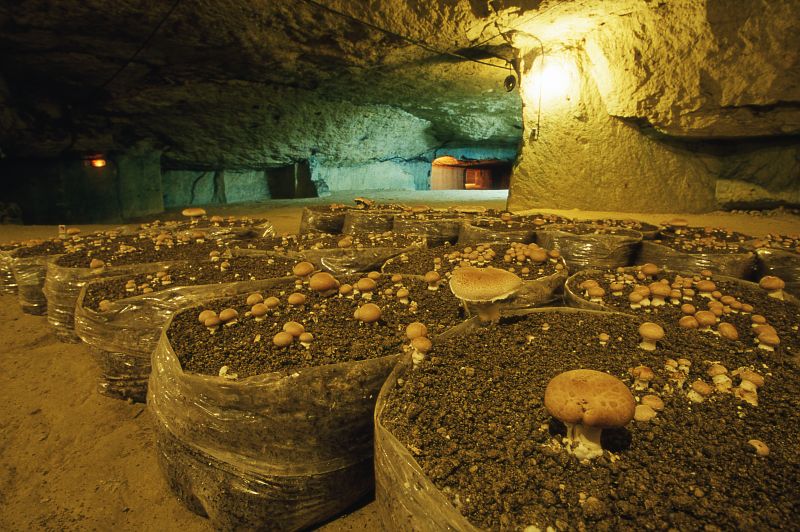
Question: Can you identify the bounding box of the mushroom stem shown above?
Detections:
[475,302,501,323]
[564,423,604,460]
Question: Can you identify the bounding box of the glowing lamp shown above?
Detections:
[523,54,577,107]
[90,158,107,168]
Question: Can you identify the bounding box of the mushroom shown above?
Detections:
[406,322,428,340]
[396,287,410,304]
[424,271,441,291]
[204,315,222,334]
[251,303,268,321]
[707,364,732,392]
[640,263,660,277]
[695,280,716,299]
[630,365,655,390]
[292,261,315,277]
[299,332,314,348]
[198,309,216,324]
[272,331,294,347]
[717,322,739,340]
[264,296,280,310]
[354,303,381,323]
[246,293,264,306]
[748,439,770,457]
[287,292,306,306]
[587,286,605,303]
[283,321,305,337]
[756,331,780,352]
[356,277,377,299]
[641,394,664,411]
[628,292,644,310]
[687,380,713,403]
[309,272,339,295]
[694,310,717,331]
[544,369,635,461]
[649,283,670,307]
[219,308,238,326]
[759,276,785,300]
[90,258,105,269]
[634,404,657,422]
[181,207,206,222]
[410,336,432,366]
[638,322,664,351]
[338,284,354,298]
[448,266,523,323]
[678,315,699,329]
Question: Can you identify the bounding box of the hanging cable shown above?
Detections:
[99,0,182,89]
[294,0,511,70]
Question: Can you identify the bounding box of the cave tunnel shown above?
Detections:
[0,1,800,530]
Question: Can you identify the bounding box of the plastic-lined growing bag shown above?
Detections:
[755,248,800,298]
[342,210,400,234]
[393,213,464,248]
[458,218,537,245]
[535,225,642,271]
[637,241,757,280]
[148,314,401,530]
[0,249,17,295]
[299,206,350,234]
[75,277,293,402]
[11,255,54,315]
[374,309,637,531]
[44,258,180,343]
[299,241,425,275]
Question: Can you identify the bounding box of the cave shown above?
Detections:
[431,156,512,190]
[1,1,799,531]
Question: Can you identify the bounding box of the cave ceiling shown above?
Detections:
[1,0,798,166]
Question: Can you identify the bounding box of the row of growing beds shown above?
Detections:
[0,203,798,531]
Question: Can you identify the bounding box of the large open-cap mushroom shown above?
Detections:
[758,275,785,300]
[544,369,635,460]
[448,266,523,322]
[181,207,206,219]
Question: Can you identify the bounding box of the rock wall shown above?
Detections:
[509,0,800,213]
[508,48,718,213]
[161,168,271,208]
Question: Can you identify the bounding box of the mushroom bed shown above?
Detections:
[82,255,297,311]
[565,268,800,355]
[167,273,464,378]
[651,227,752,254]
[378,311,800,530]
[383,242,564,280]
[53,235,226,267]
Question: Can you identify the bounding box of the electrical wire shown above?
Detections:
[294,0,511,70]
[99,0,182,89]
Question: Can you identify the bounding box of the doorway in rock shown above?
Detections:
[430,156,512,190]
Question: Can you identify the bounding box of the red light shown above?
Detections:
[90,158,107,168]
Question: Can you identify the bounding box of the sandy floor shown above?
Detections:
[1,191,798,531]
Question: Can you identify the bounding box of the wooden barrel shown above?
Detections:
[431,166,465,190]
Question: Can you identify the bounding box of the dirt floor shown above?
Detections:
[1,190,798,531]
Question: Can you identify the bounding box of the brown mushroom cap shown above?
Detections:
[219,308,238,322]
[544,369,635,429]
[272,331,294,347]
[89,258,105,269]
[411,336,432,353]
[355,303,382,323]
[717,322,739,340]
[264,296,280,309]
[424,271,441,284]
[759,275,785,291]
[339,284,354,296]
[694,310,717,327]
[299,332,314,343]
[695,280,716,293]
[283,321,305,337]
[640,263,660,276]
[449,266,523,303]
[181,207,206,217]
[356,278,377,292]
[198,309,216,323]
[678,315,699,329]
[406,322,428,340]
[639,322,665,342]
[587,286,606,299]
[204,316,222,328]
[649,283,671,298]
[641,394,665,411]
[287,292,307,305]
[292,261,315,277]
[246,293,264,306]
[251,303,268,318]
[309,272,339,292]
[758,331,780,347]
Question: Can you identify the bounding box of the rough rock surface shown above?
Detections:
[1,0,799,214]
